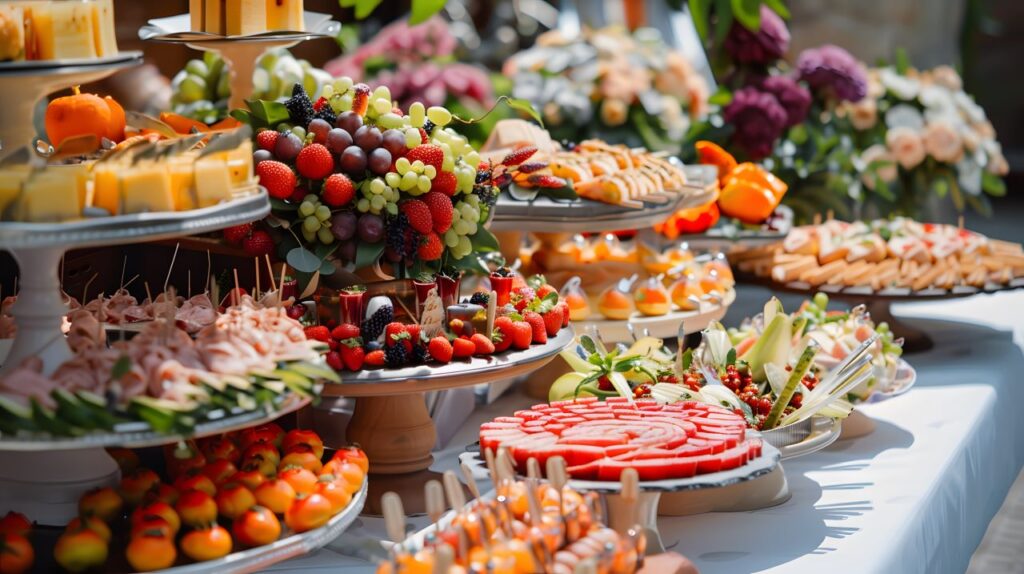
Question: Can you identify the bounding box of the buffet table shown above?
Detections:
[267,289,1024,574]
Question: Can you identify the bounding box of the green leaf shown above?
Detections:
[580,336,598,355]
[319,258,337,276]
[895,48,910,75]
[354,241,385,270]
[788,124,808,145]
[450,253,489,275]
[688,0,712,40]
[680,348,694,371]
[982,171,1006,196]
[503,97,543,127]
[731,0,762,30]
[726,348,737,366]
[339,0,357,7]
[410,0,446,25]
[541,183,579,201]
[287,247,320,273]
[468,227,500,253]
[763,0,790,18]
[713,0,734,63]
[707,89,733,107]
[245,99,291,127]
[964,192,993,217]
[354,0,383,19]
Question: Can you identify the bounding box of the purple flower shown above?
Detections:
[758,75,811,127]
[797,44,867,102]
[724,6,790,66]
[723,87,788,159]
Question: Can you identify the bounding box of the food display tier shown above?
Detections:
[0,392,309,452]
[761,416,843,460]
[576,288,736,342]
[672,205,793,250]
[0,51,144,160]
[139,12,339,111]
[489,165,717,233]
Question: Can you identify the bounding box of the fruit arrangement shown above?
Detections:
[0,0,118,62]
[312,270,572,372]
[1,426,366,572]
[237,77,509,277]
[731,217,1024,291]
[171,50,332,125]
[478,396,764,481]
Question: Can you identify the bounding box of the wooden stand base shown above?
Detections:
[657,465,791,516]
[346,394,437,475]
[839,409,876,440]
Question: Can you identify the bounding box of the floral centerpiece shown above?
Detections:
[503,26,709,152]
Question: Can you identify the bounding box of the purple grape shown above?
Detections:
[368,148,392,176]
[307,118,331,144]
[338,239,357,263]
[354,125,382,151]
[326,128,353,154]
[381,129,408,157]
[357,213,384,243]
[253,149,273,164]
[274,132,303,162]
[336,111,363,135]
[330,211,357,241]
[339,146,367,177]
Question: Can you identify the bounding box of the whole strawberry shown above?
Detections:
[406,324,421,345]
[405,144,444,171]
[422,192,453,232]
[492,317,514,353]
[243,230,274,257]
[331,323,361,342]
[418,233,444,261]
[428,336,453,364]
[223,223,252,245]
[501,146,537,166]
[256,130,279,151]
[364,349,386,368]
[510,321,532,350]
[295,143,334,180]
[322,173,355,207]
[325,351,343,371]
[537,284,557,299]
[340,342,365,371]
[556,301,571,327]
[384,322,412,353]
[304,325,331,342]
[470,333,495,355]
[400,200,433,234]
[429,171,458,197]
[452,337,476,359]
[523,311,547,344]
[542,306,563,337]
[256,160,297,200]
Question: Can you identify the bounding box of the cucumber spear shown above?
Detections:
[762,341,819,429]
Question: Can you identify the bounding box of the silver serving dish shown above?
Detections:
[758,416,842,460]
[139,12,339,43]
[0,52,143,75]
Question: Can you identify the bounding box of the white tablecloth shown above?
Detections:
[267,290,1024,573]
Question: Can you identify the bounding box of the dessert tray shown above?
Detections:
[577,288,735,342]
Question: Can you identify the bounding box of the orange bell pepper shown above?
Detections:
[696,141,738,184]
[723,162,788,201]
[160,112,210,134]
[656,200,720,239]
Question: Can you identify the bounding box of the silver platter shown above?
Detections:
[0,391,310,451]
[0,51,143,76]
[139,12,339,43]
[0,190,269,250]
[759,416,842,460]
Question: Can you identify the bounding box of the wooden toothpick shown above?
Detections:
[163,242,180,293]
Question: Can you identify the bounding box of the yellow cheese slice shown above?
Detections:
[33,2,98,60]
[122,163,174,214]
[194,157,232,207]
[266,0,302,31]
[226,0,265,35]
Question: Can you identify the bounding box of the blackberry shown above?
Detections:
[473,183,497,208]
[314,105,337,126]
[469,292,490,306]
[285,84,315,127]
[421,119,436,135]
[361,305,393,341]
[475,169,491,184]
[386,213,410,259]
[385,343,407,367]
[412,344,428,364]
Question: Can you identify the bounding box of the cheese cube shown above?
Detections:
[0,5,26,61]
[21,171,83,222]
[225,140,253,185]
[194,157,232,207]
[90,0,118,57]
[266,0,302,31]
[226,0,265,35]
[122,163,174,214]
[0,166,29,218]
[33,2,98,60]
[169,157,197,211]
[91,162,121,215]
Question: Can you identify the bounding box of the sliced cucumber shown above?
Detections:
[0,396,35,432]
[763,343,818,429]
[30,399,77,436]
[287,361,341,384]
[53,389,98,430]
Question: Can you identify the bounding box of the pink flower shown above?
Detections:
[922,121,963,163]
[886,127,926,169]
[859,144,897,189]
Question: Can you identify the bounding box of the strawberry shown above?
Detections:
[556,301,571,327]
[418,128,429,144]
[364,349,386,367]
[223,223,252,245]
[523,311,547,344]
[242,230,274,257]
[542,306,563,337]
[405,144,444,171]
[351,84,371,116]
[256,161,297,200]
[400,200,433,234]
[340,344,365,371]
[526,174,567,188]
[256,130,279,151]
[406,324,421,345]
[536,284,557,299]
[322,173,355,207]
[510,321,532,350]
[428,336,453,363]
[384,322,412,352]
[331,323,361,341]
[418,233,444,261]
[325,351,343,371]
[327,339,339,351]
[452,337,476,359]
[470,333,495,355]
[422,191,454,231]
[492,317,514,353]
[501,146,537,167]
[429,171,458,197]
[295,143,334,180]
[313,97,328,112]
[304,326,331,342]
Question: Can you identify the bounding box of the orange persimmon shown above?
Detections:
[723,162,788,201]
[718,180,778,224]
[45,86,126,147]
[695,141,738,184]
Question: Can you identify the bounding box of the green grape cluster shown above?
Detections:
[356,177,400,217]
[444,194,483,259]
[298,194,335,244]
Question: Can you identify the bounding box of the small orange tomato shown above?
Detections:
[278,446,323,474]
[0,533,33,574]
[230,469,267,491]
[180,525,232,562]
[331,446,370,474]
[239,423,284,450]
[126,531,176,571]
[175,489,217,528]
[328,461,366,492]
[173,471,217,497]
[215,483,256,520]
[282,429,324,459]
[242,442,280,467]
[164,442,207,480]
[79,487,124,523]
[131,501,181,535]
[54,528,108,572]
[200,436,241,465]
[202,459,238,487]
[285,493,333,533]
[106,447,140,473]
[278,467,318,495]
[242,455,278,478]
[130,515,174,539]
[253,479,296,515]
[65,516,111,543]
[0,512,32,537]
[315,477,352,514]
[119,469,161,507]
[147,483,180,506]
[232,506,281,548]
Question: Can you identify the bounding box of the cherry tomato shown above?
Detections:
[0,533,33,574]
[278,467,318,495]
[175,489,217,528]
[285,493,333,533]
[202,459,238,487]
[105,447,140,473]
[229,468,267,491]
[78,487,124,523]
[282,429,324,459]
[119,469,161,507]
[241,442,280,467]
[164,442,206,480]
[131,501,181,535]
[278,446,323,474]
[126,531,176,571]
[331,446,370,474]
[239,423,284,450]
[0,512,31,537]
[65,516,111,543]
[315,478,352,514]
[232,506,282,547]
[253,479,296,515]
[130,515,174,539]
[180,525,232,562]
[215,483,256,520]
[173,471,217,497]
[200,436,241,465]
[54,528,107,573]
[147,483,179,506]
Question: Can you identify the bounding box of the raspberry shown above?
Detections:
[242,230,275,257]
[470,333,495,355]
[256,130,279,151]
[223,223,252,245]
[428,336,453,363]
[405,144,444,172]
[418,232,444,261]
[452,337,475,359]
[322,173,355,207]
[351,84,371,116]
[501,146,537,167]
[399,199,433,234]
[303,326,331,342]
[421,192,453,233]
[526,174,567,188]
[295,144,334,180]
[256,161,297,200]
[429,171,457,197]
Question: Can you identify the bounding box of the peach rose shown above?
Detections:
[859,144,897,189]
[848,97,878,130]
[886,127,926,169]
[600,99,628,126]
[922,121,963,163]
[988,150,1009,176]
[930,65,962,91]
[974,120,996,140]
